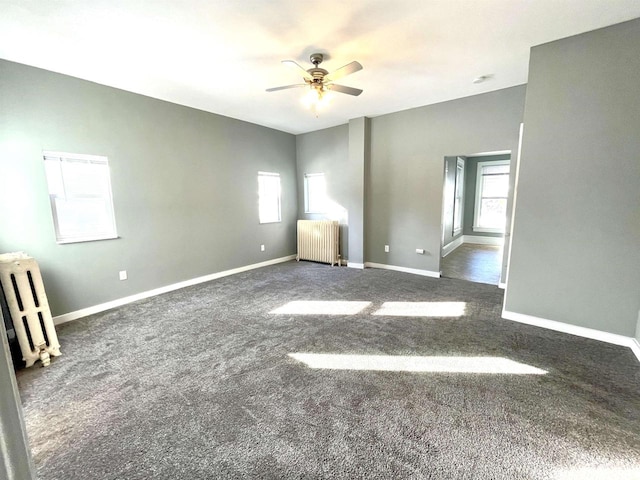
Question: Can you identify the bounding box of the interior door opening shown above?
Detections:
[439,152,512,286]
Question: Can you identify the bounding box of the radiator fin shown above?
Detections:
[296,220,340,266]
[28,270,40,307]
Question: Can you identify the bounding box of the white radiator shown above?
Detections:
[297,220,340,266]
[0,253,61,367]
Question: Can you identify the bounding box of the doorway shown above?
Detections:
[441,243,502,284]
[439,152,512,286]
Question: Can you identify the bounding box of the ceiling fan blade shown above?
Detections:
[266,84,307,92]
[327,84,363,96]
[281,60,313,80]
[324,61,363,82]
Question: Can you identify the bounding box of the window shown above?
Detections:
[258,172,281,223]
[453,158,464,235]
[473,160,510,233]
[304,173,327,213]
[43,151,118,244]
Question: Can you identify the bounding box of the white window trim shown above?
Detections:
[258,171,282,224]
[43,151,118,244]
[474,226,505,234]
[453,157,464,236]
[304,173,326,214]
[473,159,510,234]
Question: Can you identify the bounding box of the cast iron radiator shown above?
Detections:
[296,220,340,266]
[0,253,61,367]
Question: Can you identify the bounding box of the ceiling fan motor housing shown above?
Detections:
[308,68,328,81]
[307,53,328,86]
[310,53,324,65]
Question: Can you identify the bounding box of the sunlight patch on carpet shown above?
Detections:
[289,353,547,374]
[372,301,466,317]
[270,301,371,315]
[554,467,640,480]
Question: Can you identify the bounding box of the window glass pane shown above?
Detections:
[43,152,118,243]
[482,164,509,175]
[481,173,509,198]
[258,173,281,223]
[474,160,510,232]
[62,161,111,197]
[54,197,114,237]
[305,173,326,213]
[479,198,507,228]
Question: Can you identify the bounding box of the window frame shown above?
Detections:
[473,160,510,234]
[304,173,327,214]
[43,151,118,244]
[258,171,282,224]
[453,157,464,236]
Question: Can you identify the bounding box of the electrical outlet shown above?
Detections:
[119,270,127,281]
[260,244,265,252]
[384,245,390,253]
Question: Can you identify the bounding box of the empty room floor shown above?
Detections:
[441,243,502,285]
[15,261,640,479]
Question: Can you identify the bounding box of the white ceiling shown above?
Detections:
[1,1,640,135]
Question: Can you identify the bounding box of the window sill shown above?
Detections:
[56,234,119,245]
[472,227,504,234]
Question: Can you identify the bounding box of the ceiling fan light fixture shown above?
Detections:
[301,85,332,109]
[267,52,363,113]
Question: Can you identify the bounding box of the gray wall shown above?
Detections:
[463,154,511,238]
[295,124,349,258]
[505,19,640,336]
[346,117,370,265]
[366,86,526,273]
[0,60,297,317]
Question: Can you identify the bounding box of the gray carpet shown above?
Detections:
[15,261,640,479]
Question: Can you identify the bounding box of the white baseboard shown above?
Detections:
[365,262,440,278]
[498,283,507,289]
[502,309,640,363]
[441,235,503,258]
[53,255,296,325]
[347,262,364,269]
[631,339,640,362]
[463,235,504,246]
[442,236,464,257]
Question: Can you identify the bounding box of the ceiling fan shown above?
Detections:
[266,53,363,99]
